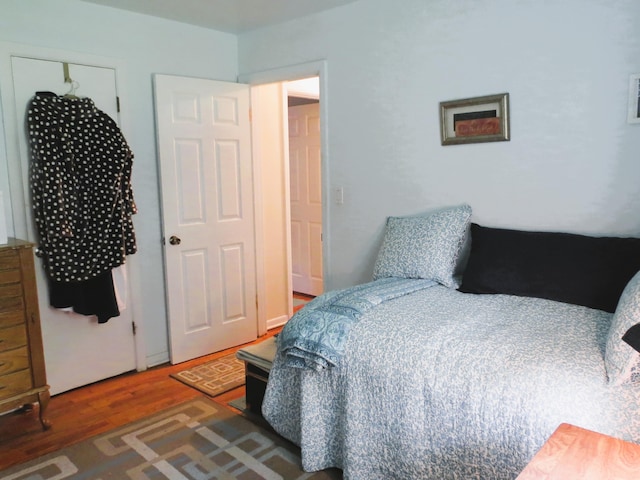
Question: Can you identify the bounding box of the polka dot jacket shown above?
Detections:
[27,92,137,282]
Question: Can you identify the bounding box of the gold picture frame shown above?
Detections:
[440,93,510,145]
[628,74,640,124]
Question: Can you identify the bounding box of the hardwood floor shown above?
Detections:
[0,327,281,471]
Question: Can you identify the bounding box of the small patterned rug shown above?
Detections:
[171,353,245,397]
[0,397,342,479]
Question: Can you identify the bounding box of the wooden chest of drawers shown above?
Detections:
[0,238,50,429]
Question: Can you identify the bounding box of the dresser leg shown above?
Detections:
[38,390,52,430]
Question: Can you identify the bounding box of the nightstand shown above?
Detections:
[517,423,640,479]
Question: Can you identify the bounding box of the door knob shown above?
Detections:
[169,235,181,245]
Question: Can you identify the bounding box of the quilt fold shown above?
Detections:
[278,277,436,370]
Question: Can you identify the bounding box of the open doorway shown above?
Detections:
[286,77,323,304]
[244,61,328,333]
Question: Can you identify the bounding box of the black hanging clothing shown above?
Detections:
[27,92,137,322]
[48,271,120,324]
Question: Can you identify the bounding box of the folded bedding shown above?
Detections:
[278,277,436,370]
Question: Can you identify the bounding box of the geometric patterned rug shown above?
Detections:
[170,353,246,397]
[0,397,342,479]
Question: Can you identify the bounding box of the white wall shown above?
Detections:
[0,0,238,366]
[239,0,640,290]
[3,0,639,366]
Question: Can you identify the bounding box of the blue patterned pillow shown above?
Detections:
[373,204,472,288]
[605,271,640,385]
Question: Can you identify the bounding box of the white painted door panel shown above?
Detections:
[10,56,136,395]
[289,103,323,296]
[154,74,257,364]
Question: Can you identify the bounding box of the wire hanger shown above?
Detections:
[62,62,80,99]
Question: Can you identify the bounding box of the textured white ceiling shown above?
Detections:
[81,0,359,34]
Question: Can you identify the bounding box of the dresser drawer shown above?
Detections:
[0,347,29,376]
[0,368,33,400]
[0,282,24,323]
[0,282,22,299]
[0,309,25,329]
[0,295,23,315]
[0,250,19,271]
[0,268,21,287]
[0,324,28,353]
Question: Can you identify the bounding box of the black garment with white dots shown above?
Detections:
[27,92,137,322]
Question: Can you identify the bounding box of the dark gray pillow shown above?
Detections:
[458,223,640,313]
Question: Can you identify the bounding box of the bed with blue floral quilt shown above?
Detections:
[262,205,640,479]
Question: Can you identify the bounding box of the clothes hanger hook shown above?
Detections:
[64,80,80,99]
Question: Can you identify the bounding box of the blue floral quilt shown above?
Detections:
[264,286,640,479]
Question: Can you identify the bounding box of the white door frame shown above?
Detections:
[239,60,330,335]
[0,41,147,371]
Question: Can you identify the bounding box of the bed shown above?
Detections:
[262,205,640,479]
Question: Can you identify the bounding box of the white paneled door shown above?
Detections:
[154,74,257,364]
[10,56,136,395]
[289,103,323,296]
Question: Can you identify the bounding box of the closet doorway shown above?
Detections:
[10,56,137,395]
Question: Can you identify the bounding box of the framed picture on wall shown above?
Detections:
[439,93,510,145]
[628,74,640,124]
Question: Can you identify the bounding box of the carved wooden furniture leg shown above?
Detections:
[38,389,51,430]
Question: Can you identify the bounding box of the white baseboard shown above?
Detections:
[267,314,289,330]
[145,351,169,369]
